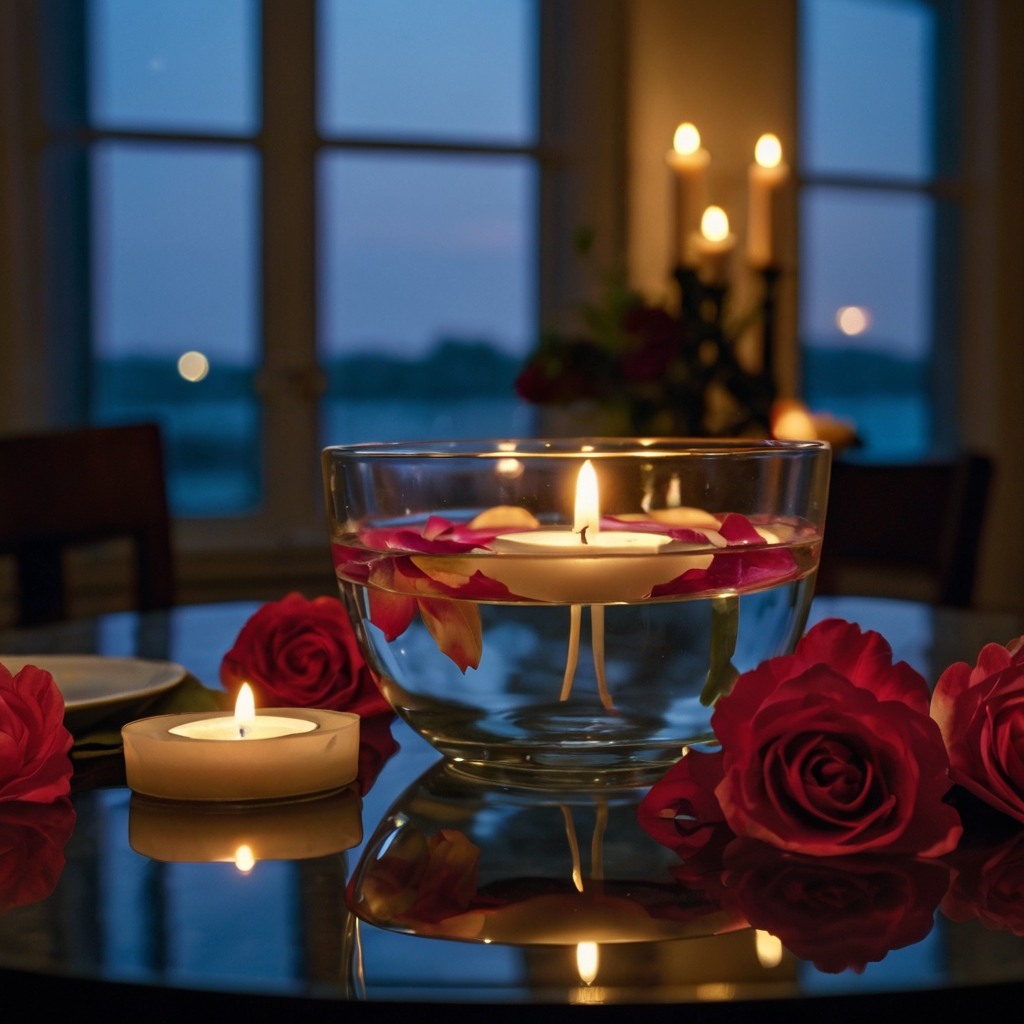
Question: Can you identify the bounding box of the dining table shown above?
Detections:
[0,593,1022,1021]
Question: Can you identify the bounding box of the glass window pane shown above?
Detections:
[318,0,535,143]
[88,0,260,135]
[319,151,536,444]
[800,0,934,180]
[800,186,934,460]
[91,142,261,516]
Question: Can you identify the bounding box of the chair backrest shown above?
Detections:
[816,454,993,608]
[0,424,175,625]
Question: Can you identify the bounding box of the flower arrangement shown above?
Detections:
[514,264,775,438]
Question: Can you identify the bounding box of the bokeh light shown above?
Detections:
[835,305,872,336]
[700,206,730,242]
[673,122,701,155]
[755,133,783,168]
[177,350,210,381]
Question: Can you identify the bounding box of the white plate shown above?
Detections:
[0,655,187,714]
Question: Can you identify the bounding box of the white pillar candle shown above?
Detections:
[665,122,710,268]
[691,206,736,287]
[747,133,789,269]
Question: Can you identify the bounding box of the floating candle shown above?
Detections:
[480,461,714,604]
[486,462,715,708]
[122,685,360,802]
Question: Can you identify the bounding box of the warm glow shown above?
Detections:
[573,460,600,537]
[177,350,209,382]
[576,942,599,985]
[755,133,783,169]
[234,683,256,736]
[836,305,872,336]
[496,457,524,479]
[755,930,784,968]
[701,206,730,242]
[234,844,255,873]
[772,400,817,442]
[673,122,701,155]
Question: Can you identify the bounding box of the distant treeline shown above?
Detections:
[93,340,521,403]
[802,348,927,397]
[94,343,923,405]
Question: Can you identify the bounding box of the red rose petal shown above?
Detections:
[417,598,483,674]
[368,587,417,642]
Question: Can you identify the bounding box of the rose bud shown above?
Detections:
[711,618,962,857]
[221,592,391,717]
[931,637,1024,824]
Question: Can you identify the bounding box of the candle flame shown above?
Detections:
[576,942,599,985]
[755,930,783,968]
[673,122,700,155]
[701,206,730,242]
[234,844,256,873]
[755,133,783,169]
[573,460,600,537]
[235,683,256,737]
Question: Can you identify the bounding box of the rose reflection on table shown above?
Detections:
[346,755,1024,988]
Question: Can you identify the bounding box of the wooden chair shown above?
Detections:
[816,454,993,608]
[0,424,175,626]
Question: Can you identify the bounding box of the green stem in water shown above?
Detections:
[700,595,740,706]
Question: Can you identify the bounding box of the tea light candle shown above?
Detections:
[122,684,360,802]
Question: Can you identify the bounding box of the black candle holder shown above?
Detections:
[670,263,780,437]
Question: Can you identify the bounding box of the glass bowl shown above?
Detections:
[323,439,830,782]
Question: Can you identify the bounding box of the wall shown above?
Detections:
[959,0,1024,614]
[626,0,799,393]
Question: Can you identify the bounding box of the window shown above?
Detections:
[798,0,954,461]
[87,0,262,517]
[316,0,538,447]
[79,0,539,524]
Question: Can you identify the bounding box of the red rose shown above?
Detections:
[220,592,390,717]
[931,637,1024,824]
[722,839,950,974]
[0,799,76,914]
[941,830,1024,936]
[712,619,962,857]
[0,664,73,803]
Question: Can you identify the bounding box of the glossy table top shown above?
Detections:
[0,596,1022,1010]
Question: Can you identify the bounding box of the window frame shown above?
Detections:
[795,0,963,458]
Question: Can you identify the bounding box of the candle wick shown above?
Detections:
[579,526,589,545]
